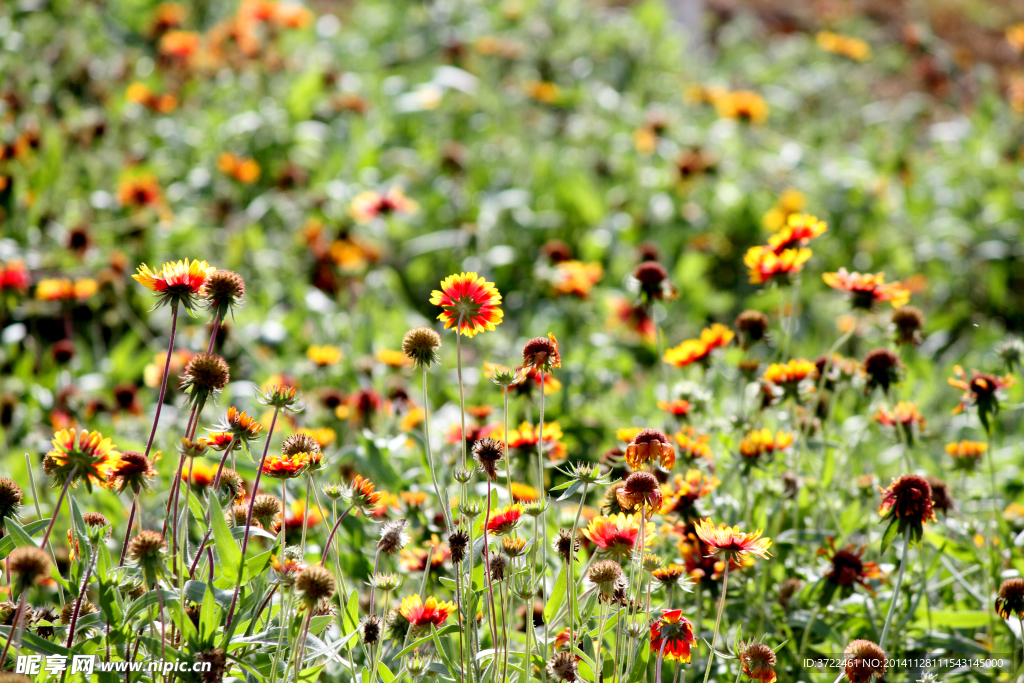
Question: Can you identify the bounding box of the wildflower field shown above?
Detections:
[3,0,1024,681]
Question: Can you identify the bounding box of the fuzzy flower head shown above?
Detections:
[632,261,677,303]
[128,530,167,585]
[107,451,158,495]
[9,547,51,592]
[583,513,656,558]
[402,327,442,368]
[823,268,910,310]
[843,640,886,683]
[296,565,336,608]
[739,642,777,683]
[522,334,561,373]
[430,272,504,338]
[948,366,1015,432]
[0,478,23,528]
[43,428,121,492]
[694,518,772,561]
[399,595,456,628]
[180,353,230,408]
[201,270,245,319]
[132,259,215,311]
[649,609,696,662]
[997,578,1024,619]
[863,348,903,395]
[878,474,935,544]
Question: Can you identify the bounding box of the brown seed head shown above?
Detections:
[402,327,442,367]
[296,565,336,604]
[202,270,245,313]
[862,348,902,394]
[473,437,505,480]
[547,651,579,683]
[736,310,770,348]
[891,306,924,346]
[843,640,886,683]
[997,578,1024,619]
[182,353,230,392]
[282,433,321,457]
[128,530,166,562]
[9,547,50,586]
[448,529,470,564]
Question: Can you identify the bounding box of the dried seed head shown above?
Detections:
[282,433,321,457]
[925,476,953,516]
[862,348,902,394]
[252,494,283,525]
[633,261,669,297]
[553,529,578,562]
[0,478,23,521]
[361,614,382,644]
[60,599,97,626]
[227,503,249,527]
[217,469,245,504]
[472,438,505,480]
[488,554,508,582]
[843,640,886,683]
[378,518,411,555]
[182,353,231,393]
[202,270,245,312]
[891,306,924,346]
[128,530,166,563]
[448,529,470,564]
[522,335,560,370]
[547,651,579,683]
[195,648,228,683]
[296,565,336,605]
[588,559,624,587]
[9,547,51,587]
[735,310,770,348]
[402,327,442,368]
[601,481,626,516]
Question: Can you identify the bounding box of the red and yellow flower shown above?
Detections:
[874,402,925,430]
[349,187,418,223]
[657,399,691,417]
[663,324,734,369]
[649,609,696,662]
[945,440,986,470]
[484,504,523,535]
[262,452,312,479]
[763,359,818,393]
[743,246,811,285]
[767,214,827,253]
[694,518,772,561]
[399,595,456,628]
[739,429,793,461]
[822,269,910,309]
[674,427,713,462]
[582,513,655,557]
[430,272,504,338]
[132,259,215,308]
[43,428,121,490]
[552,260,603,298]
[660,470,719,516]
[948,366,1015,422]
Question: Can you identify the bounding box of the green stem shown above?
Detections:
[879,530,909,650]
[700,561,729,683]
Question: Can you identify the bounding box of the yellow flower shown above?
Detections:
[714,91,768,124]
[307,345,343,367]
[430,272,503,338]
[816,31,871,62]
[376,349,413,368]
[743,246,811,285]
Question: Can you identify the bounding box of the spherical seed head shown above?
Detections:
[129,530,166,562]
[195,648,228,683]
[296,565,336,605]
[9,547,50,587]
[361,614,382,644]
[843,640,886,683]
[736,310,770,348]
[472,437,505,480]
[282,433,321,458]
[227,504,249,526]
[448,529,470,564]
[879,474,936,535]
[60,599,97,625]
[378,518,411,555]
[554,529,578,561]
[547,651,579,683]
[891,306,924,346]
[202,270,245,315]
[862,348,902,394]
[253,494,283,526]
[997,578,1024,618]
[740,643,777,683]
[633,261,668,296]
[182,353,230,393]
[402,327,442,367]
[0,477,23,520]
[542,239,573,263]
[633,428,670,446]
[52,340,76,364]
[601,481,626,516]
[617,471,663,514]
[217,469,245,504]
[588,559,624,587]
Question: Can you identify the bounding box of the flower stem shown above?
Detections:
[422,365,452,532]
[879,530,909,650]
[144,302,179,459]
[700,560,729,683]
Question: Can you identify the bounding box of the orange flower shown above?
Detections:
[552,260,603,297]
[817,31,871,61]
[657,399,691,417]
[262,452,312,479]
[43,428,121,490]
[505,421,563,458]
[674,427,713,462]
[349,187,418,223]
[582,513,655,557]
[132,259,214,301]
[767,214,827,253]
[159,30,201,60]
[948,365,1015,426]
[35,278,97,301]
[694,518,772,560]
[509,482,538,503]
[307,345,343,366]
[945,440,986,470]
[714,91,768,124]
[400,595,456,628]
[660,470,719,516]
[822,269,910,309]
[219,406,264,443]
[484,504,523,535]
[351,474,384,511]
[762,359,818,393]
[663,324,734,369]
[608,296,656,341]
[430,272,504,337]
[217,153,261,184]
[285,499,323,530]
[744,246,811,285]
[376,349,413,368]
[523,80,560,104]
[118,174,163,209]
[649,609,696,662]
[625,428,675,470]
[739,429,793,461]
[875,402,924,429]
[182,461,215,489]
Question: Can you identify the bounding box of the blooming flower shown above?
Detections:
[582,513,655,557]
[660,470,719,516]
[307,345,343,367]
[262,452,312,479]
[945,440,986,470]
[762,359,818,398]
[132,259,215,310]
[657,399,691,417]
[743,246,811,285]
[35,278,97,302]
[694,518,772,561]
[505,421,565,460]
[216,152,261,184]
[349,187,418,223]
[399,595,456,628]
[817,31,871,61]
[552,260,603,297]
[43,428,121,491]
[874,402,925,444]
[948,366,1015,431]
[714,91,768,124]
[663,324,734,369]
[738,429,793,462]
[767,214,827,253]
[484,504,523,535]
[430,272,504,337]
[674,427,713,462]
[878,474,935,543]
[376,349,412,368]
[820,539,881,599]
[822,269,910,309]
[649,609,696,662]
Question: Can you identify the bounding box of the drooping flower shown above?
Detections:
[694,518,772,561]
[878,474,935,543]
[823,268,910,310]
[583,513,656,558]
[891,306,925,346]
[132,259,215,311]
[862,348,903,395]
[522,334,561,373]
[616,472,663,516]
[948,366,1015,431]
[43,428,121,491]
[632,262,677,302]
[401,327,442,368]
[349,475,385,512]
[649,609,696,662]
[399,595,456,628]
[201,270,245,319]
[735,310,770,349]
[819,538,881,602]
[625,428,675,471]
[107,451,158,495]
[743,246,811,285]
[430,272,504,337]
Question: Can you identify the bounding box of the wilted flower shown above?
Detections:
[862,348,903,395]
[739,642,777,683]
[546,651,579,683]
[735,310,770,349]
[625,428,675,471]
[201,270,245,319]
[878,474,936,544]
[430,272,504,337]
[9,547,51,591]
[522,334,561,373]
[378,519,411,555]
[892,306,925,346]
[472,438,505,480]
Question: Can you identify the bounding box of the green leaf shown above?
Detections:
[925,611,988,628]
[377,662,396,683]
[4,518,41,550]
[0,519,49,558]
[880,521,900,554]
[543,564,567,625]
[430,624,461,678]
[199,582,221,642]
[286,68,324,121]
[393,625,459,659]
[208,494,241,579]
[0,627,71,657]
